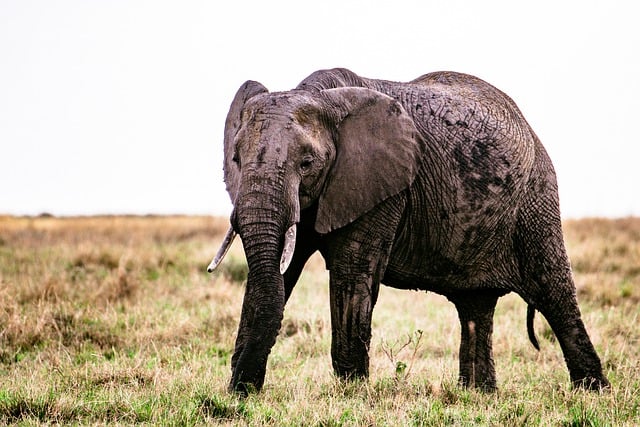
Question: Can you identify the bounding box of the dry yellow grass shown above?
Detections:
[564,217,640,306]
[0,215,638,425]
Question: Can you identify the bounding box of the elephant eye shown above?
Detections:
[300,157,313,173]
[232,152,240,166]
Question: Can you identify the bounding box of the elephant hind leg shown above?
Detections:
[517,260,610,390]
[514,177,609,390]
[521,276,610,390]
[448,291,500,392]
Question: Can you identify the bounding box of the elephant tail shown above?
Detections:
[527,305,540,351]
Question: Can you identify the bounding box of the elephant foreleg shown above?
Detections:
[329,271,380,378]
[449,291,500,392]
[323,197,403,380]
[325,227,397,377]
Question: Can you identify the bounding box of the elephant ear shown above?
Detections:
[223,80,268,203]
[315,87,422,234]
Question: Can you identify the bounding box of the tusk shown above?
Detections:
[207,227,237,273]
[279,224,297,275]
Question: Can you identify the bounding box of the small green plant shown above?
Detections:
[618,280,632,299]
[381,329,423,381]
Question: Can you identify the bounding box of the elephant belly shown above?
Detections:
[383,252,516,293]
[383,218,520,293]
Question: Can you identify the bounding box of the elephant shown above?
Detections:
[208,67,609,394]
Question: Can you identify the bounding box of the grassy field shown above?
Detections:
[0,215,638,425]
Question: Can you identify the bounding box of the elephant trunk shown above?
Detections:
[228,175,297,394]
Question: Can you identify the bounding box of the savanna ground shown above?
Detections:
[0,215,638,426]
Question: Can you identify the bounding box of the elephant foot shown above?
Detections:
[333,363,369,381]
[459,374,497,393]
[572,375,611,392]
[228,381,257,398]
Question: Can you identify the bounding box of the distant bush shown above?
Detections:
[219,256,248,283]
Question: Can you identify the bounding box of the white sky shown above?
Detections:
[1,0,638,218]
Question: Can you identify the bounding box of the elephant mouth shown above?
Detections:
[207,223,297,275]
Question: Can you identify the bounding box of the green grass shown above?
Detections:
[0,215,638,425]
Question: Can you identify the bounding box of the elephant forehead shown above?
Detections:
[237,119,301,169]
[238,122,289,165]
[242,93,322,143]
[245,91,319,117]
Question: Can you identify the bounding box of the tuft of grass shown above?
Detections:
[0,215,638,424]
[564,401,604,427]
[0,391,58,424]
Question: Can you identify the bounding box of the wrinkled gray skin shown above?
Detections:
[218,68,609,394]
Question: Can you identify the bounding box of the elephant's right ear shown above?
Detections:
[223,80,268,203]
[315,87,422,234]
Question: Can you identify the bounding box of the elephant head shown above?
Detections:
[210,80,422,393]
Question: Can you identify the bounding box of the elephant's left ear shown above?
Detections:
[315,87,423,234]
[224,80,268,203]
